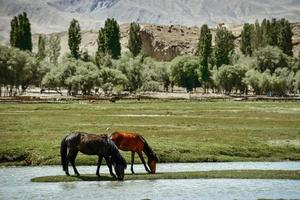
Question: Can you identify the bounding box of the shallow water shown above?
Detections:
[1,162,300,200]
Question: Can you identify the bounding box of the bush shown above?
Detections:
[170,56,200,92]
[254,46,289,73]
[243,69,263,95]
[243,67,294,96]
[294,70,300,93]
[141,81,160,92]
[214,64,247,93]
[0,45,44,95]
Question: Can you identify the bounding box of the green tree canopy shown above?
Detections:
[197,24,212,93]
[47,35,61,65]
[170,56,200,92]
[128,22,142,57]
[251,20,262,50]
[0,45,44,94]
[9,12,32,51]
[240,23,253,56]
[214,26,235,68]
[277,18,293,56]
[254,45,289,73]
[214,64,247,94]
[97,18,121,59]
[97,28,106,55]
[68,19,81,59]
[37,34,46,60]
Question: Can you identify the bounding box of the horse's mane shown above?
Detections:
[139,135,158,162]
[100,134,108,139]
[108,139,127,168]
[65,132,82,144]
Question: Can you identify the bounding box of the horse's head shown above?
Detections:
[113,156,127,180]
[148,153,158,174]
[110,142,127,180]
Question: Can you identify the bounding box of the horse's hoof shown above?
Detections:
[66,172,70,176]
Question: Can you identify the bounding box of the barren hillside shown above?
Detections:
[1,0,300,42]
[30,22,300,61]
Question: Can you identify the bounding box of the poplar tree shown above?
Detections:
[37,35,46,60]
[97,28,105,55]
[9,12,32,51]
[240,23,253,56]
[22,12,32,51]
[68,19,81,59]
[97,18,121,59]
[251,20,262,50]
[128,22,142,57]
[214,26,235,68]
[269,18,278,46]
[278,18,293,56]
[104,18,121,59]
[261,18,270,47]
[47,35,61,65]
[10,16,18,48]
[197,24,212,93]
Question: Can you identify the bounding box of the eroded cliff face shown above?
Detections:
[140,24,199,61]
[138,22,300,61]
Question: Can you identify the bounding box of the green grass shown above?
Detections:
[31,170,300,182]
[0,100,300,165]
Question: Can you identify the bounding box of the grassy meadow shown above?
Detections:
[0,100,300,165]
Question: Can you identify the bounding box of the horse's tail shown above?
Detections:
[60,135,68,172]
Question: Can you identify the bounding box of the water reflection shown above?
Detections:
[60,182,77,190]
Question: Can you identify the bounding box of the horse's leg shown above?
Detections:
[65,155,70,176]
[105,156,116,179]
[131,151,135,174]
[96,155,103,177]
[68,149,80,176]
[65,164,70,176]
[137,151,151,173]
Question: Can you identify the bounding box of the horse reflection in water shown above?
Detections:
[111,131,158,174]
[60,132,127,180]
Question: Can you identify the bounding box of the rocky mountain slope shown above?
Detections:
[29,22,300,61]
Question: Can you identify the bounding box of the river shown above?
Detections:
[1,162,300,200]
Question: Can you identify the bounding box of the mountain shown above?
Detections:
[1,0,300,42]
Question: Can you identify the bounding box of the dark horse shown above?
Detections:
[60,132,127,180]
[110,131,158,174]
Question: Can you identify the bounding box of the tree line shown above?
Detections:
[1,12,300,96]
[172,18,299,95]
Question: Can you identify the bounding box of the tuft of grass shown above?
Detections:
[31,170,300,182]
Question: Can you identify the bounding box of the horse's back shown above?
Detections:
[111,131,144,152]
[78,133,110,155]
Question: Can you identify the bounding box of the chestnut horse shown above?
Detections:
[110,131,158,174]
[60,132,127,180]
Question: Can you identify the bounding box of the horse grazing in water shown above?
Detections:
[60,132,127,180]
[110,131,158,174]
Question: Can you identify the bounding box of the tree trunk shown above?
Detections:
[9,86,13,96]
